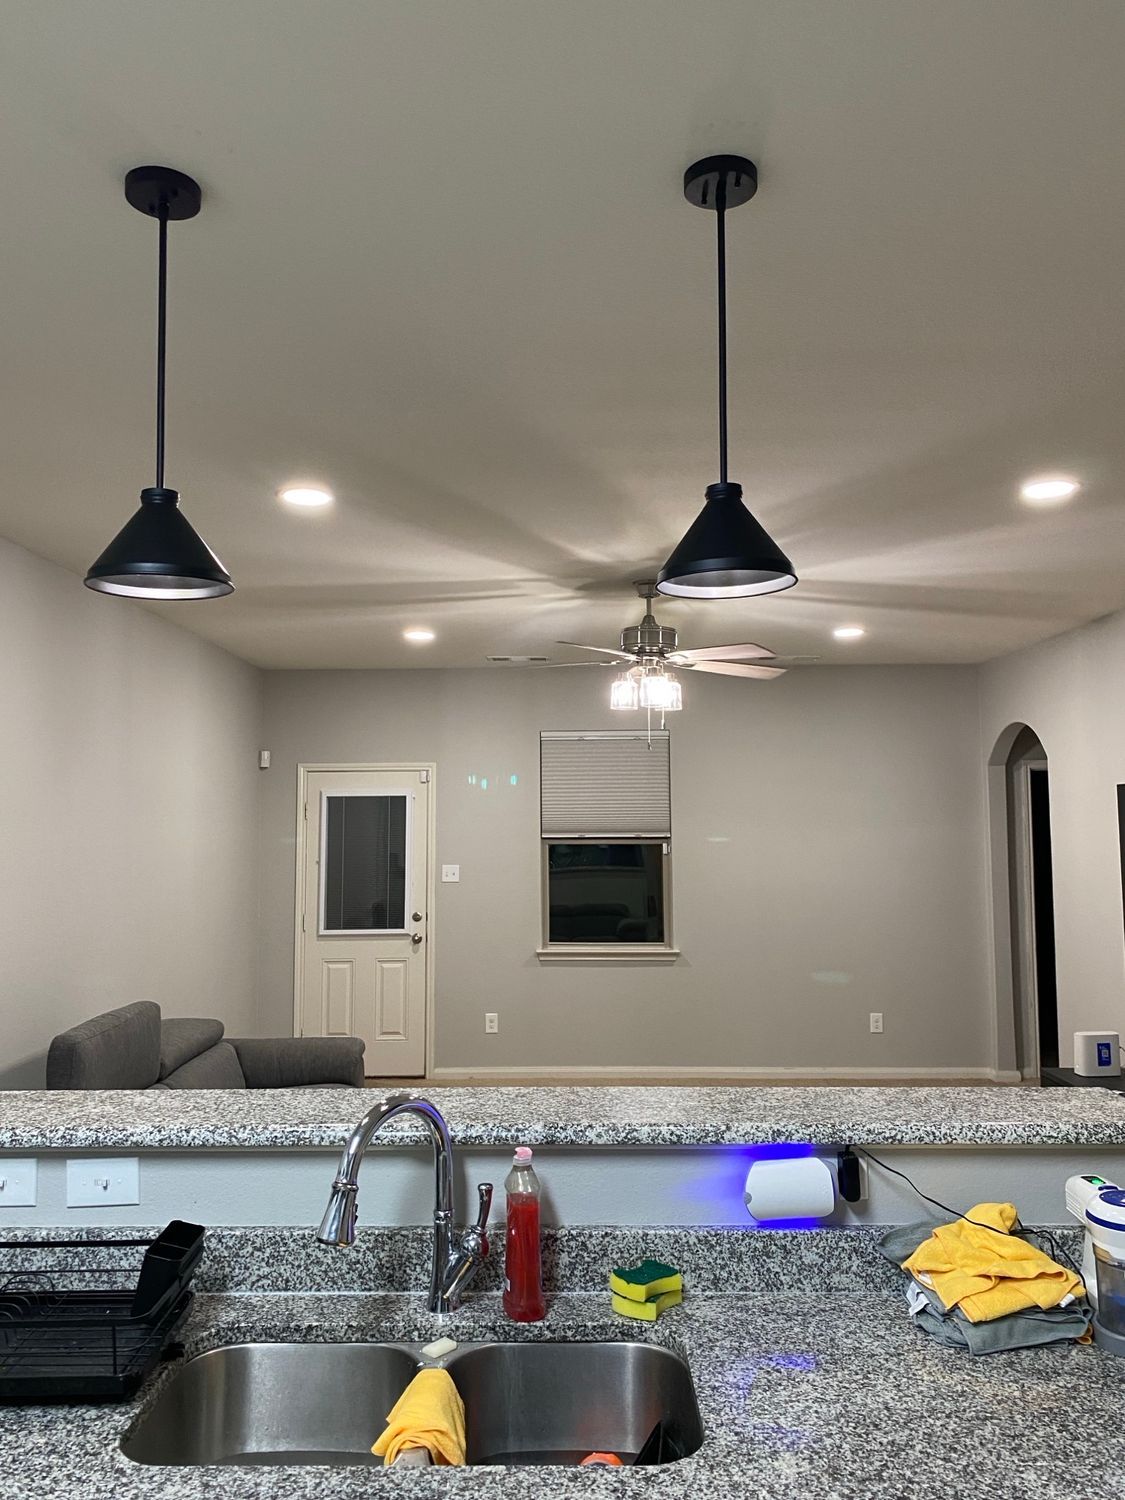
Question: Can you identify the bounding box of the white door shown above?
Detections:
[297,766,431,1077]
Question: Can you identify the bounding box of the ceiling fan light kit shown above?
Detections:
[85,165,232,600]
[656,155,796,601]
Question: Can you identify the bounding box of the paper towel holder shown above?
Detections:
[744,1154,837,1223]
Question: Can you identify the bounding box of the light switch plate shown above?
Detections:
[66,1157,140,1208]
[441,864,460,883]
[0,1159,37,1207]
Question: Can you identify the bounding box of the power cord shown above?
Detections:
[850,1145,1080,1274]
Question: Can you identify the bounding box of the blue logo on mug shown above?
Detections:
[1098,1042,1113,1067]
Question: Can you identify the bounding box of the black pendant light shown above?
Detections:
[656,156,796,600]
[85,166,232,599]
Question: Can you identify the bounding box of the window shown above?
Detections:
[538,732,677,962]
[319,791,409,933]
[546,841,666,943]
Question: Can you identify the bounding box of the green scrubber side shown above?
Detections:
[608,1259,683,1303]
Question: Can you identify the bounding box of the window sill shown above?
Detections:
[536,945,681,965]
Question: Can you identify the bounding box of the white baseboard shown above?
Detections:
[429,1064,1023,1084]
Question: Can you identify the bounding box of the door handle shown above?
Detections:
[411,932,423,947]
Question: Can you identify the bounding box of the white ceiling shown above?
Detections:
[2,0,1125,669]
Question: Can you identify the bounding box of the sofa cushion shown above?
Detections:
[46,1002,162,1090]
[159,1041,247,1090]
[159,1017,225,1079]
[229,1035,366,1088]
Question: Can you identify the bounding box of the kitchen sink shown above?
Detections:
[448,1340,702,1465]
[122,1339,703,1468]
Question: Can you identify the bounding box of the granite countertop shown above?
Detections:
[4,1082,1125,1152]
[3,1225,1122,1499]
[7,1283,1125,1499]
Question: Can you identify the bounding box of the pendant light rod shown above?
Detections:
[715,171,728,484]
[155,203,168,489]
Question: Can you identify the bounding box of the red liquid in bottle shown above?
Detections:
[503,1191,546,1322]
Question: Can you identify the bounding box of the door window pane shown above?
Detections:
[321,794,407,932]
[546,842,665,943]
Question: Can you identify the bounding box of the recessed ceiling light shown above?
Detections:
[832,626,865,640]
[1020,475,1080,504]
[403,628,435,643]
[278,485,334,509]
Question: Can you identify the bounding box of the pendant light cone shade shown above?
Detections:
[85,488,232,598]
[657,155,796,600]
[85,165,232,600]
[657,482,796,598]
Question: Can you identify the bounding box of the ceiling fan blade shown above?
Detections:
[669,642,776,663]
[685,661,787,680]
[541,660,613,668]
[556,641,635,661]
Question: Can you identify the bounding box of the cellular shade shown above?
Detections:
[540,731,671,839]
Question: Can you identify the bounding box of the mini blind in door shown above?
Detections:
[540,731,671,839]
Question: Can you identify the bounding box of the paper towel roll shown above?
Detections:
[744,1155,837,1222]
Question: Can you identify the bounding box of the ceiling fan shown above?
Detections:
[487,582,815,713]
[563,579,811,675]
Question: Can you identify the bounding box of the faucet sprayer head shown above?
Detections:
[317,1177,359,1247]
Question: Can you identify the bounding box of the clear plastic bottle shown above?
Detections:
[502,1146,546,1322]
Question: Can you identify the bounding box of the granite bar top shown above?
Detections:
[3,1082,1125,1152]
[5,1282,1123,1498]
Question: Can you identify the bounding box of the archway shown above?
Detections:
[987,723,1058,1079]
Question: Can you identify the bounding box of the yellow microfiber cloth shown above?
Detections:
[902,1201,1084,1324]
[371,1368,466,1467]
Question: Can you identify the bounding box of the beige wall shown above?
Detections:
[0,537,263,1086]
[981,608,1125,1067]
[260,664,994,1073]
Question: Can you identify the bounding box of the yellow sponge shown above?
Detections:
[611,1288,683,1322]
[609,1260,683,1303]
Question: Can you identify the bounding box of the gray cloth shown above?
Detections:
[159,1017,225,1079]
[878,1220,1091,1355]
[159,1041,248,1089]
[45,1001,161,1089]
[229,1035,365,1088]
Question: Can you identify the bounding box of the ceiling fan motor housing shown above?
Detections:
[621,618,678,659]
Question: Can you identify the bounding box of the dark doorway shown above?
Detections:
[1000,726,1057,1078]
[1028,768,1058,1069]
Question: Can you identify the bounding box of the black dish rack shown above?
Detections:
[0,1220,203,1404]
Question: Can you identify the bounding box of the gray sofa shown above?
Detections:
[46,1002,365,1089]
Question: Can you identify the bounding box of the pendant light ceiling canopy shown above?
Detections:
[85,166,232,600]
[656,156,796,601]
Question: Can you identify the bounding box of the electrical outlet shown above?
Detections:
[0,1160,37,1207]
[484,1012,499,1034]
[442,864,460,883]
[66,1158,140,1208]
[869,1012,884,1034]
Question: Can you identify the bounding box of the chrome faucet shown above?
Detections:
[317,1092,493,1315]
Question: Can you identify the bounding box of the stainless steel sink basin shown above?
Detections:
[447,1340,703,1465]
[122,1340,703,1469]
[122,1343,417,1467]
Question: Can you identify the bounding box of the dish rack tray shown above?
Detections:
[0,1220,203,1404]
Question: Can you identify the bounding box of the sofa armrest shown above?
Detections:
[227,1036,366,1088]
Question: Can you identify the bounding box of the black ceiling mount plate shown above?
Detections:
[683,155,758,211]
[124,166,202,220]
